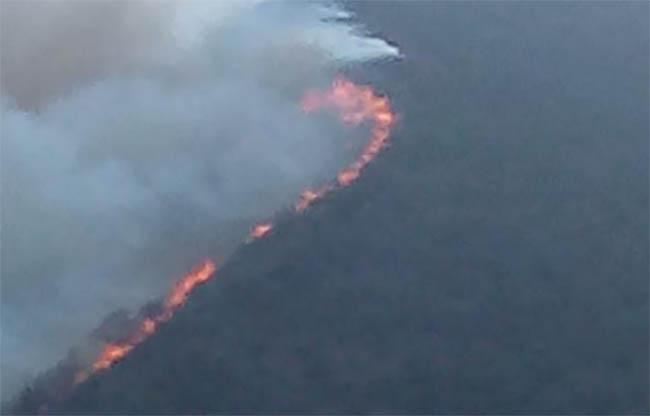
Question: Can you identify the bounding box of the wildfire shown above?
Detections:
[79,76,395,385]
[254,76,396,225]
[249,222,273,240]
[295,186,332,213]
[296,76,396,209]
[78,260,217,380]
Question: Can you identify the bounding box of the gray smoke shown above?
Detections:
[0,0,398,400]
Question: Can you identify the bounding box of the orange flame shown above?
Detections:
[255,76,396,224]
[249,222,273,240]
[79,260,216,379]
[296,76,396,210]
[78,76,395,386]
[295,186,332,213]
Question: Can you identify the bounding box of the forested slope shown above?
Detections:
[49,2,649,413]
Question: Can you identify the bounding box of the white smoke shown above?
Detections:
[0,0,398,401]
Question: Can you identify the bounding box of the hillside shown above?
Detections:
[24,2,650,414]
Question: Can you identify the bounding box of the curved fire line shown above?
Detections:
[76,75,396,384]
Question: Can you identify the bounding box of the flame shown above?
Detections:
[250,222,273,240]
[296,76,396,209]
[164,261,216,312]
[92,344,134,372]
[79,260,216,379]
[295,186,332,213]
[257,76,396,222]
[77,76,395,386]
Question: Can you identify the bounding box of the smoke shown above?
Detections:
[0,0,399,400]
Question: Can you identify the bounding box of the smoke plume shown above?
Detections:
[0,0,398,400]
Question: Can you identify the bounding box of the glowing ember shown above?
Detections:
[295,186,332,213]
[250,222,273,240]
[79,260,216,379]
[73,370,89,385]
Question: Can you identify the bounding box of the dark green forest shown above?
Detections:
[15,2,650,414]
